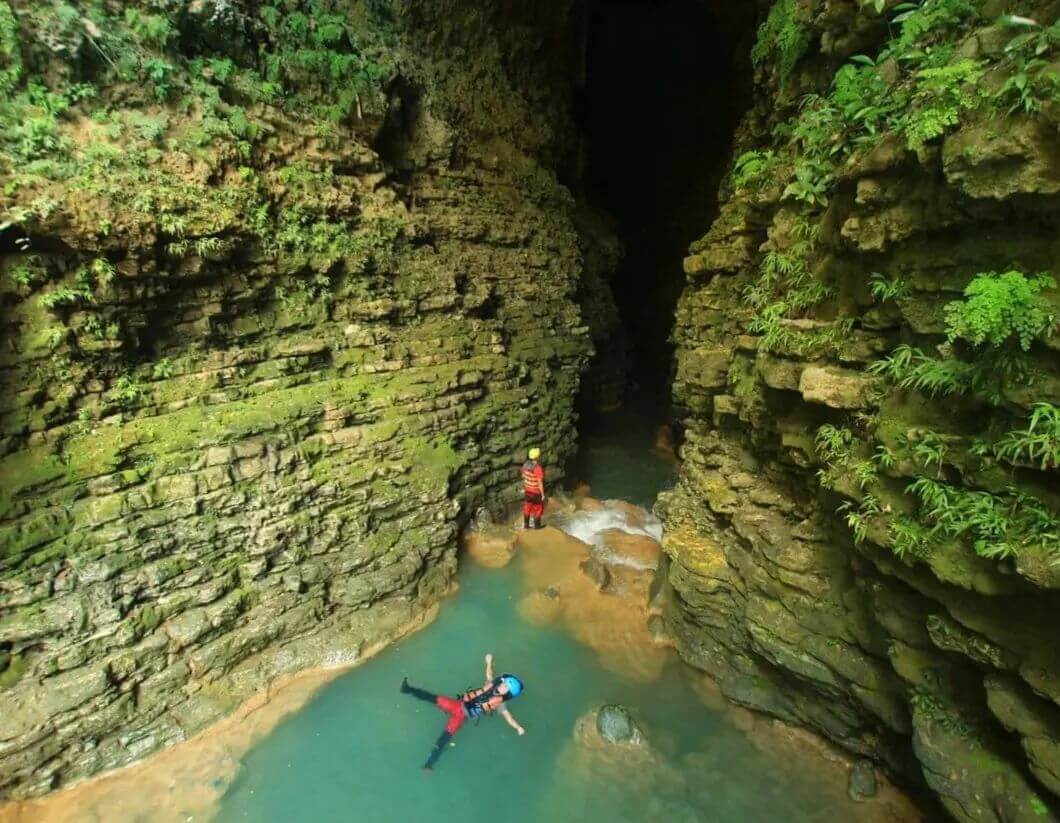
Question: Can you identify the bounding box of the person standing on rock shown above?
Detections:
[400,653,525,771]
[522,447,546,529]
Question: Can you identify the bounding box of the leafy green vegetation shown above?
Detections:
[815,414,1060,566]
[904,477,1060,561]
[902,60,983,152]
[870,270,1056,405]
[944,270,1057,351]
[731,150,780,191]
[751,0,811,83]
[151,358,174,380]
[993,17,1060,114]
[106,375,145,408]
[0,1,21,99]
[891,0,981,54]
[735,0,1049,353]
[1,0,399,243]
[869,345,983,398]
[976,404,1060,471]
[39,284,95,311]
[870,273,909,303]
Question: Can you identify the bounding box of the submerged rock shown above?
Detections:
[595,705,643,745]
[847,760,878,802]
[579,557,612,591]
[465,527,518,569]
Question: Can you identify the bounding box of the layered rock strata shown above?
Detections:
[659,1,1060,820]
[0,0,609,798]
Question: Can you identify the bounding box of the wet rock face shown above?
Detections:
[0,0,616,800]
[660,0,1060,819]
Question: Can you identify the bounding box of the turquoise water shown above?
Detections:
[217,562,838,823]
[213,400,886,823]
[570,396,678,508]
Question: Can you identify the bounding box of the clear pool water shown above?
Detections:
[212,399,914,823]
[215,557,846,823]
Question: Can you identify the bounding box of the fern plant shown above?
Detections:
[840,495,883,545]
[816,424,854,463]
[910,431,949,476]
[902,59,984,151]
[870,272,909,303]
[732,150,780,191]
[988,404,1060,470]
[832,60,898,140]
[751,0,811,82]
[889,0,982,56]
[890,514,932,560]
[906,477,1060,560]
[107,376,145,407]
[944,270,1057,351]
[39,284,95,311]
[995,17,1060,113]
[869,345,977,397]
[0,0,21,100]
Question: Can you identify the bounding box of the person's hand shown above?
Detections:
[516,726,526,736]
[485,653,493,665]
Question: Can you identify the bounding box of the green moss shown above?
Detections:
[0,652,26,689]
[130,604,164,637]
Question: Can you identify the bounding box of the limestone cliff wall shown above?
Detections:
[0,0,611,798]
[660,1,1060,819]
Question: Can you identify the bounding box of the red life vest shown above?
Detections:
[521,460,544,497]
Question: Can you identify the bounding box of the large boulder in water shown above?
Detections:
[596,705,643,745]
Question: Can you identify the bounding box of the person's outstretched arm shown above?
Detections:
[485,653,494,680]
[501,709,525,736]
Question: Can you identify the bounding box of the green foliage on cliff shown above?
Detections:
[869,345,977,397]
[904,477,1060,561]
[815,415,1060,565]
[870,272,909,303]
[995,18,1060,113]
[735,0,1049,355]
[869,270,1056,406]
[890,0,983,54]
[902,59,984,151]
[731,150,780,191]
[977,404,1060,471]
[0,1,21,98]
[0,0,398,231]
[944,270,1057,351]
[751,0,810,83]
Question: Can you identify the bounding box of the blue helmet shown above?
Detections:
[499,674,524,698]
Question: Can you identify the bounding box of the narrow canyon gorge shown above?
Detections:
[1,1,1059,820]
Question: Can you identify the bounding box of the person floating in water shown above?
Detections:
[400,653,525,770]
[521,447,546,529]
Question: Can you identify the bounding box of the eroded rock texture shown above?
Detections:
[0,0,615,798]
[659,1,1060,820]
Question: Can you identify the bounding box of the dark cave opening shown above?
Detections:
[580,0,759,395]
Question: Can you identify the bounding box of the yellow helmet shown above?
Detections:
[528,448,541,461]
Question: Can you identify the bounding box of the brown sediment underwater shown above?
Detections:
[471,498,925,822]
[506,499,670,682]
